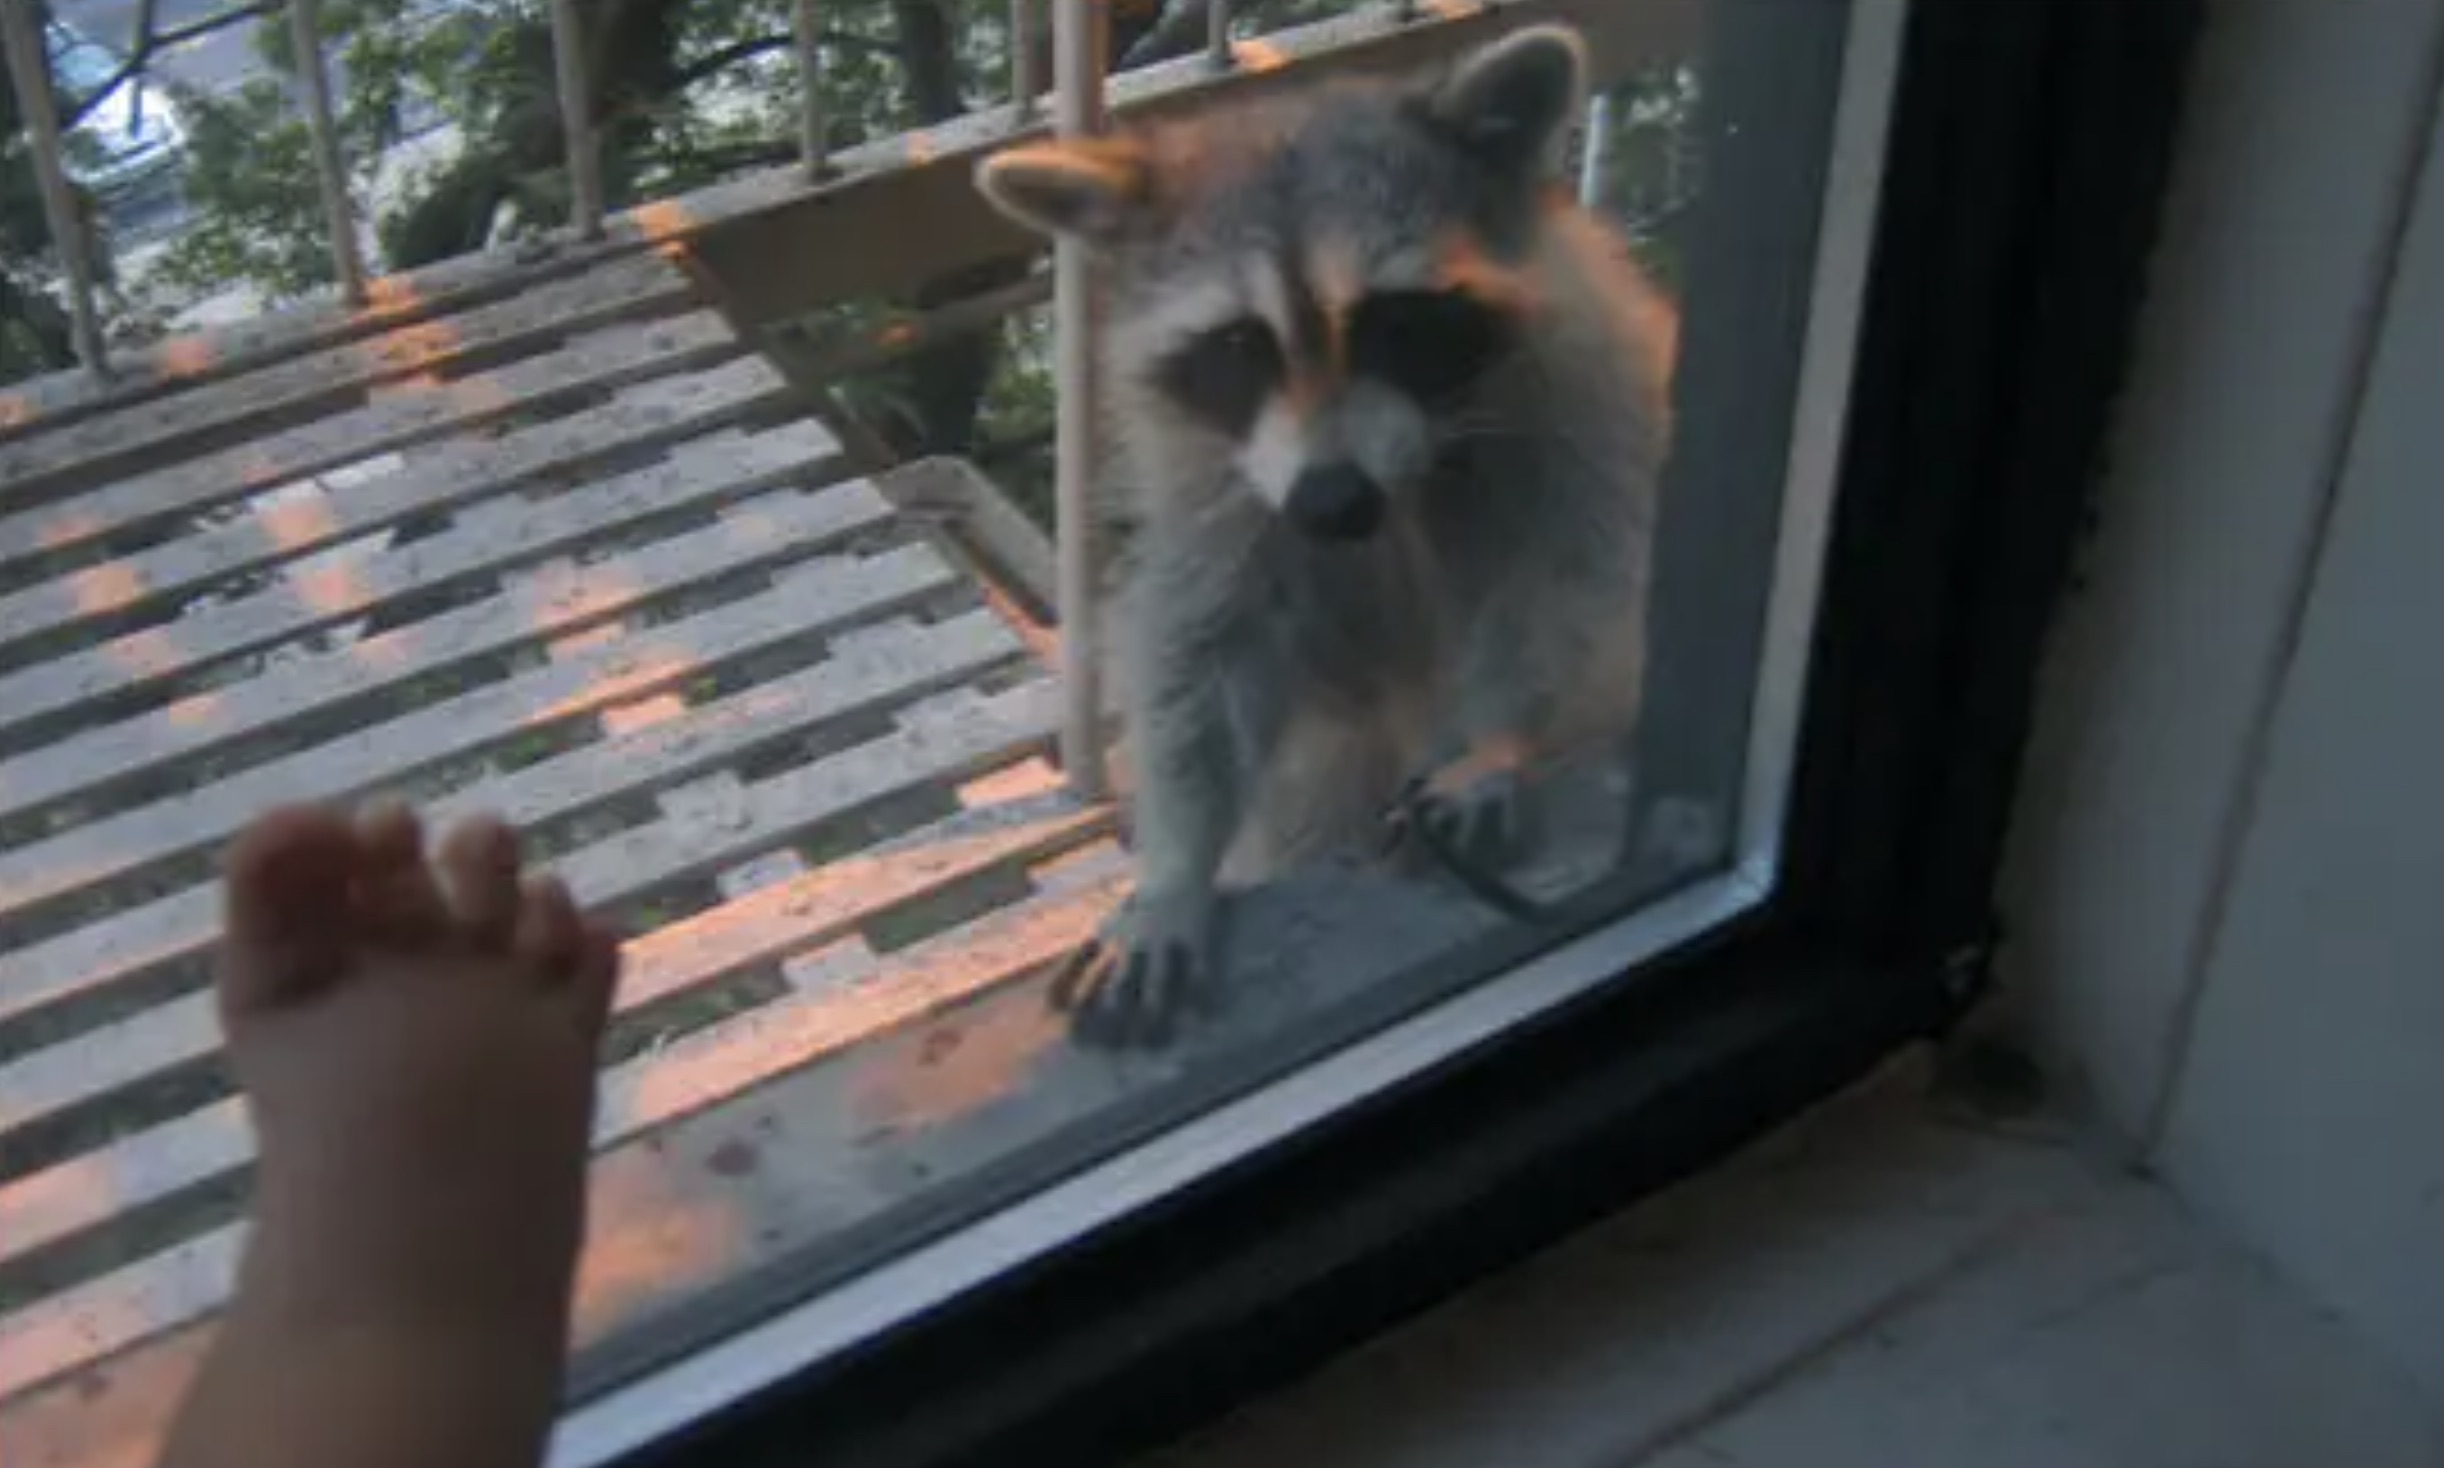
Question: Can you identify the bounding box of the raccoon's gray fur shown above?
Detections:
[977,23,1674,1043]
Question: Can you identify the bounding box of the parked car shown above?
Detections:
[46,17,187,216]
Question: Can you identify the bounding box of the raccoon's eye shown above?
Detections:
[1347,288,1513,403]
[1156,316,1284,435]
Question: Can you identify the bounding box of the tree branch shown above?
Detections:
[157,1,279,52]
[674,137,799,173]
[1119,0,1209,68]
[668,34,790,90]
[669,28,897,93]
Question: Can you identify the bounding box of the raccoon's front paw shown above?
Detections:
[1050,885,1219,1049]
[1410,765,1526,868]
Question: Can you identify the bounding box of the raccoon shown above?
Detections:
[977,23,1674,1044]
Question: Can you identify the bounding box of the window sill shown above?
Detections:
[1150,1066,2444,1468]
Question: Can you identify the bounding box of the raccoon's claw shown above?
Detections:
[1050,889,1219,1049]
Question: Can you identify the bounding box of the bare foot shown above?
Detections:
[160,803,619,1468]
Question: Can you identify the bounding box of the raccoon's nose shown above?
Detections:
[1284,464,1385,541]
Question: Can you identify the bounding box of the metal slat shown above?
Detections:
[287,0,368,303]
[795,0,828,178]
[1012,0,1040,118]
[1581,91,1616,206]
[1050,0,1110,798]
[550,0,606,238]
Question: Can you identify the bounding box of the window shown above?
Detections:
[0,2,2196,1464]
[576,1,2190,1459]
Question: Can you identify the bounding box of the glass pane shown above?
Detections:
[550,0,1885,1417]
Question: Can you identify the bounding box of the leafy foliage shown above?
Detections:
[151,82,334,299]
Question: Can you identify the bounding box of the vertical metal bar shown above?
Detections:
[0,0,109,379]
[1579,91,1615,208]
[1011,0,1038,121]
[1052,0,1108,798]
[793,0,827,178]
[1206,0,1231,68]
[548,0,604,239]
[288,0,366,303]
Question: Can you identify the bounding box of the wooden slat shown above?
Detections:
[0,392,815,742]
[0,609,1035,1146]
[0,311,738,578]
[0,255,692,505]
[1,673,1055,1033]
[0,689,1089,1402]
[548,679,1061,910]
[882,457,1061,626]
[0,479,904,840]
[583,851,1124,1144]
[684,0,1699,323]
[0,354,791,669]
[0,236,654,449]
[0,795,1110,1268]
[0,539,965,1021]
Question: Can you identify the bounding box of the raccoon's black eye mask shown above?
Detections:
[1157,316,1285,436]
[1154,288,1514,433]
[1347,288,1515,404]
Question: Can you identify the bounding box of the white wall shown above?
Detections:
[2001,0,2444,1413]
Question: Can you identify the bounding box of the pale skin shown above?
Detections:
[158,802,619,1468]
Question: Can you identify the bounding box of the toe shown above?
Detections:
[437,814,524,948]
[220,805,362,1014]
[568,922,622,1040]
[1077,950,1172,1051]
[1048,940,1107,1014]
[513,873,586,985]
[351,801,453,947]
[1127,960,1181,1049]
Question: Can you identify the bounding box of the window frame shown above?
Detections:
[576,1,2203,1462]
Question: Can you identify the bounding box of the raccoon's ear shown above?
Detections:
[1429,24,1588,178]
[976,139,1151,243]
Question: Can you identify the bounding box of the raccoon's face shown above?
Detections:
[978,24,1588,543]
[1125,238,1523,540]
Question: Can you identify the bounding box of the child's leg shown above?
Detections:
[159,803,619,1468]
